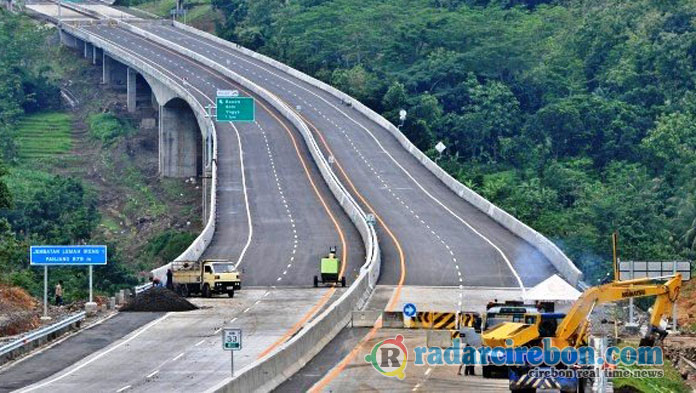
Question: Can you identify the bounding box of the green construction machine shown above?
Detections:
[314,246,346,287]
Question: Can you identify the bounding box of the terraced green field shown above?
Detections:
[15,112,73,159]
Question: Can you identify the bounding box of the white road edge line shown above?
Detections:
[156,26,525,293]
[146,370,159,378]
[116,385,131,392]
[230,122,253,269]
[17,313,172,392]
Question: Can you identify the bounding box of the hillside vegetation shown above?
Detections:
[210,0,696,282]
[0,11,201,302]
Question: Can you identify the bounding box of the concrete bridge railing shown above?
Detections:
[117,20,381,393]
[58,21,220,281]
[171,21,583,287]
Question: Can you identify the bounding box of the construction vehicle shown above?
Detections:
[172,259,241,298]
[481,300,550,378]
[481,274,682,392]
[314,247,346,287]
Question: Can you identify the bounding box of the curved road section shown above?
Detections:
[142,22,558,292]
[11,13,364,393]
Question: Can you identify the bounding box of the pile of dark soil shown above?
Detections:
[121,287,198,312]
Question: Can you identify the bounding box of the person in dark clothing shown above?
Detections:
[166,269,174,290]
[55,280,64,306]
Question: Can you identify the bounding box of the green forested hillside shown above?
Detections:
[213,0,696,281]
[0,12,198,300]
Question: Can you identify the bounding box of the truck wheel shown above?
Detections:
[482,365,492,378]
[203,284,212,298]
[341,276,346,287]
[313,276,318,287]
[227,290,234,298]
[181,285,189,297]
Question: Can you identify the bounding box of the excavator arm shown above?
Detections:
[555,274,681,347]
[482,275,682,349]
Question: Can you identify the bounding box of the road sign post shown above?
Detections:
[619,260,690,331]
[42,265,49,320]
[30,245,108,315]
[222,328,242,377]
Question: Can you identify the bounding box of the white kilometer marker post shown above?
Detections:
[222,329,242,377]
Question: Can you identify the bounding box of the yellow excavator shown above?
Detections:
[481,274,682,392]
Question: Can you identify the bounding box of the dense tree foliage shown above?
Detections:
[0,12,136,299]
[213,0,696,282]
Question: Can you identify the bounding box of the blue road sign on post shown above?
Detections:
[31,245,107,317]
[403,303,417,318]
[30,245,107,265]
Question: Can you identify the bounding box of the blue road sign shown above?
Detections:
[403,303,417,318]
[30,245,107,266]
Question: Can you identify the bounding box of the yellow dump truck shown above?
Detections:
[172,259,241,298]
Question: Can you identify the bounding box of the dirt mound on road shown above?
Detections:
[121,287,198,312]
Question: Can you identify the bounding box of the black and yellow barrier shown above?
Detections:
[404,311,481,330]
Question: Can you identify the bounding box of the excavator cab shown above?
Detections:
[314,246,346,288]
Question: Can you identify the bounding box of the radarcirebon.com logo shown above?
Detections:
[364,334,408,379]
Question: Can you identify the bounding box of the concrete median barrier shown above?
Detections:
[114,20,381,392]
[170,20,583,287]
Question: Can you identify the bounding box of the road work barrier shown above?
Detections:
[0,312,85,366]
[405,312,459,330]
[171,20,583,287]
[115,20,381,393]
[58,21,220,284]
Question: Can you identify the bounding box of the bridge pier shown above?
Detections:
[92,45,98,65]
[127,67,136,113]
[203,166,212,225]
[59,30,80,49]
[158,99,201,178]
[102,52,111,85]
[83,41,89,59]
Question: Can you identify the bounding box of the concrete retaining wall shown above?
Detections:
[172,21,583,287]
[59,22,220,282]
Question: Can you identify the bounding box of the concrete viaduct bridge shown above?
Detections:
[6,3,584,392]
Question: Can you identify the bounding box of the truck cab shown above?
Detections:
[481,301,545,378]
[173,259,241,298]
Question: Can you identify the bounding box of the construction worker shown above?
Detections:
[166,269,173,290]
[55,280,64,306]
[457,327,476,376]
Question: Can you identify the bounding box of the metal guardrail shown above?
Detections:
[134,282,153,295]
[0,312,86,358]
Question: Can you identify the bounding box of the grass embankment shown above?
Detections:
[15,112,72,159]
[612,341,691,393]
[614,360,689,393]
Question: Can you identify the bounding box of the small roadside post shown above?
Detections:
[434,141,446,163]
[222,328,242,377]
[30,245,108,317]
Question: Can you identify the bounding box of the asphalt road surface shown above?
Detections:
[0,312,163,393]
[82,24,363,287]
[15,290,343,393]
[141,23,557,290]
